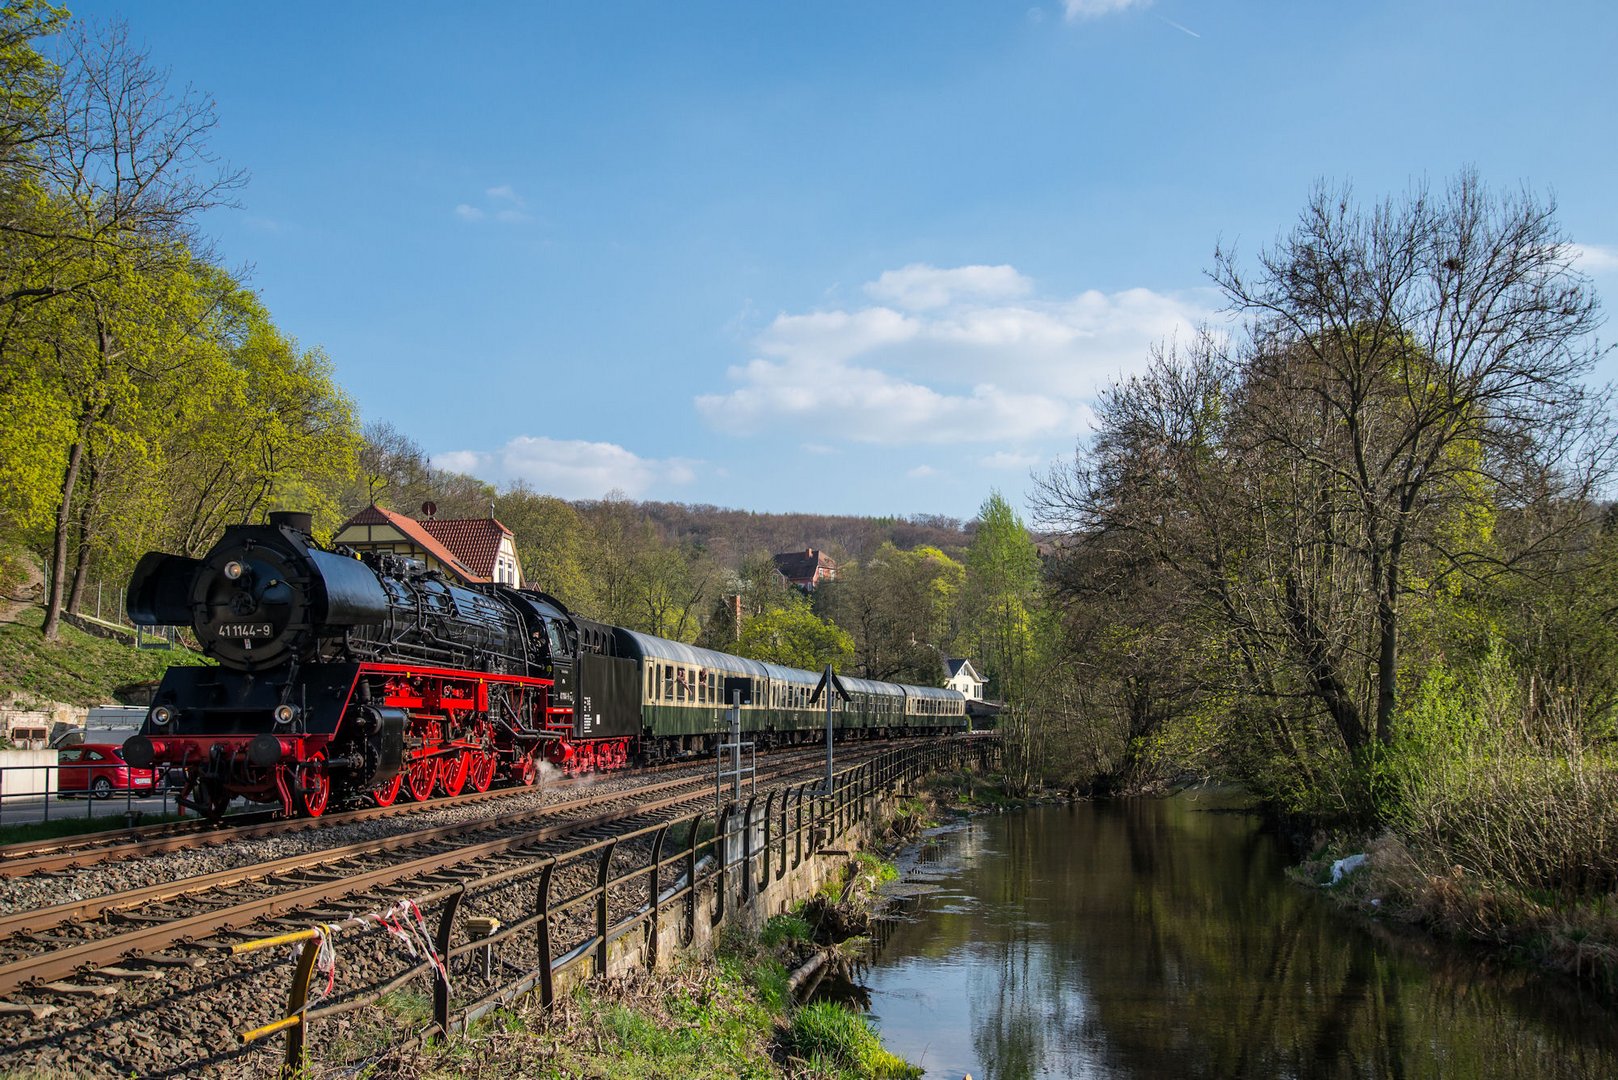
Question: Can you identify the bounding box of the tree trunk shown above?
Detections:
[65,452,101,615]
[41,436,84,640]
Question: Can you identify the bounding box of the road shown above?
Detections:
[0,789,192,828]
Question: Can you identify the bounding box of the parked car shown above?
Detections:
[56,743,156,799]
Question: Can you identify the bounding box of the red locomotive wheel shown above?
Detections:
[512,753,538,786]
[372,773,403,807]
[467,751,497,794]
[294,759,331,818]
[404,755,437,802]
[437,750,470,797]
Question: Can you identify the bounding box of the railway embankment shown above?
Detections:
[276,759,972,1080]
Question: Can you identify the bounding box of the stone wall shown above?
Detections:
[549,788,898,997]
[2,702,87,748]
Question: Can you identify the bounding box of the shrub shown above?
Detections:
[1380,646,1618,899]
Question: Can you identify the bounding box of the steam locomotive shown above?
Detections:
[123,511,968,821]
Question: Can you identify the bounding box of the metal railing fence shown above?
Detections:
[0,759,184,830]
[229,739,982,1076]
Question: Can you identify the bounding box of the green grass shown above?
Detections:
[0,604,210,707]
[529,961,784,1080]
[786,1001,922,1080]
[760,912,813,950]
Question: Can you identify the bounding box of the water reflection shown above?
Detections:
[856,796,1618,1080]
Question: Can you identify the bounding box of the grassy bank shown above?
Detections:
[0,605,208,707]
[0,811,187,847]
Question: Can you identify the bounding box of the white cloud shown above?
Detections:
[455,185,532,225]
[981,450,1041,470]
[865,263,1032,311]
[907,465,939,479]
[1572,243,1618,273]
[1063,0,1150,19]
[697,360,1074,445]
[696,264,1211,446]
[432,437,696,500]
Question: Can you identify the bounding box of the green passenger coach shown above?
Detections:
[613,626,967,762]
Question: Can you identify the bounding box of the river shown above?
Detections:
[846,793,1618,1079]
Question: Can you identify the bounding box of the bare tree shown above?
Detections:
[1038,173,1614,811]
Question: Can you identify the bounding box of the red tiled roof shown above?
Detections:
[420,518,512,580]
[773,548,837,584]
[338,505,486,583]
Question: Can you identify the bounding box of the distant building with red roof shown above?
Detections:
[333,504,523,587]
[772,548,838,590]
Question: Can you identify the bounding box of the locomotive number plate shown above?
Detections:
[216,622,274,638]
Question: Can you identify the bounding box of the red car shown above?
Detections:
[56,743,157,799]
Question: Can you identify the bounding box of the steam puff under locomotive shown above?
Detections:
[124,511,966,821]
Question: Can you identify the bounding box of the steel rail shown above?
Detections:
[0,744,829,877]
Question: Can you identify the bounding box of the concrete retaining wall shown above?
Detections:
[0,749,58,798]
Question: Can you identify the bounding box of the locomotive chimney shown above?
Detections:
[268,511,314,534]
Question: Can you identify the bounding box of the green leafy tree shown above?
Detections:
[496,482,591,607]
[734,594,855,672]
[816,542,964,684]
[1037,173,1614,818]
[963,491,1041,703]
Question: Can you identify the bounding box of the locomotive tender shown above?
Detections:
[123,511,967,820]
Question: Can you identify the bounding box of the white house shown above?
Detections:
[944,658,987,701]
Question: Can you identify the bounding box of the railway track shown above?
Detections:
[0,745,878,1004]
[0,752,725,879]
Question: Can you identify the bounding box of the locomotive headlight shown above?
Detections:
[273,704,300,725]
[223,560,245,581]
[150,705,173,726]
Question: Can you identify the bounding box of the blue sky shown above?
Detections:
[60,1,1618,520]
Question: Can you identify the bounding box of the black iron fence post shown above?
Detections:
[713,804,734,926]
[760,790,776,894]
[594,839,617,977]
[740,795,758,902]
[431,888,465,1041]
[794,783,805,868]
[684,812,703,946]
[536,860,556,1008]
[647,825,668,970]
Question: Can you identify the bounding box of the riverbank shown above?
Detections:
[1296,832,1618,993]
